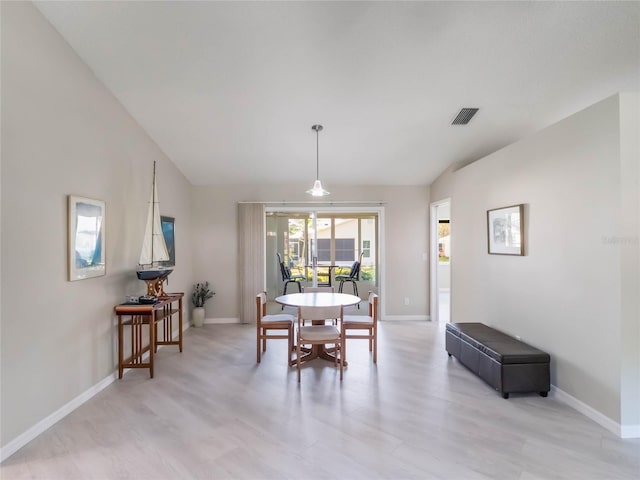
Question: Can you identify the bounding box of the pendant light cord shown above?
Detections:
[316,127,320,180]
[312,124,323,180]
[307,124,328,196]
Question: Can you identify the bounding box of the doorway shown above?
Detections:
[430,199,451,322]
[265,207,381,302]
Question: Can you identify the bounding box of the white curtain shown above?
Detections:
[238,203,265,324]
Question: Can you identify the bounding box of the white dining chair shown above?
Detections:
[296,304,344,382]
[342,291,378,363]
[256,292,294,364]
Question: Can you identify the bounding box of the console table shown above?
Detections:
[114,293,183,378]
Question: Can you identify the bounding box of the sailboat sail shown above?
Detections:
[139,167,169,265]
[136,162,173,294]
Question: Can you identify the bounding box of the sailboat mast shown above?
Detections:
[138,160,169,267]
[151,161,156,265]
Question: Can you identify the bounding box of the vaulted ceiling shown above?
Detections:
[35,1,639,187]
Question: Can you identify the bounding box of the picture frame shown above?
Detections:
[160,215,175,266]
[487,204,524,255]
[68,195,106,280]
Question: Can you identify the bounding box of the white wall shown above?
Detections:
[437,264,450,289]
[430,165,455,202]
[191,184,431,321]
[439,94,638,432]
[1,3,194,449]
[618,92,640,431]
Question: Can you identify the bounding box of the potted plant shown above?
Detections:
[191,281,215,327]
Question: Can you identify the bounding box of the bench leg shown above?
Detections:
[502,392,509,399]
[540,391,548,397]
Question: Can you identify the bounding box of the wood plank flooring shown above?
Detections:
[2,320,639,479]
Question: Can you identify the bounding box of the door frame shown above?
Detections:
[265,205,385,314]
[430,198,451,323]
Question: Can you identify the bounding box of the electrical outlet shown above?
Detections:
[404,297,410,305]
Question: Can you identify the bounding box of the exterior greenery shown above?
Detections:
[359,266,375,281]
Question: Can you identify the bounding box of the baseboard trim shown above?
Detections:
[0,372,116,463]
[551,385,639,438]
[203,317,241,324]
[621,424,640,439]
[1,325,185,463]
[381,315,430,321]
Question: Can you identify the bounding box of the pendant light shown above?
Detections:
[306,124,330,196]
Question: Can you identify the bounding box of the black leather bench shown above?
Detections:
[446,322,550,399]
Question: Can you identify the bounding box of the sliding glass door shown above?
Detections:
[265,208,379,301]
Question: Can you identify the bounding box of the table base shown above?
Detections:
[291,344,348,367]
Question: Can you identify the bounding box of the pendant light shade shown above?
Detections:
[306,124,330,196]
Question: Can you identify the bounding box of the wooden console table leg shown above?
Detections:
[154,313,159,354]
[118,316,124,379]
[149,312,155,378]
[178,297,183,352]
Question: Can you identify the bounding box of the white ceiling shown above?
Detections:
[34,1,639,187]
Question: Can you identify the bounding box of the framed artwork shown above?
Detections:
[487,204,524,255]
[160,215,175,266]
[68,195,106,280]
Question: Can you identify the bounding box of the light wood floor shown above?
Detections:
[2,321,639,479]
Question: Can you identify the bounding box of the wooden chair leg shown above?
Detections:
[339,340,344,381]
[257,331,261,363]
[297,338,301,383]
[343,336,347,365]
[373,328,377,364]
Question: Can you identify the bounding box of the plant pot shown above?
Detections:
[192,307,205,327]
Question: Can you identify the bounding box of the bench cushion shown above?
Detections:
[446,322,549,365]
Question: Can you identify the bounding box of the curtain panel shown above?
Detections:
[238,203,265,324]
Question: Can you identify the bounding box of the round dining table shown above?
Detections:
[275,292,360,365]
[275,292,360,309]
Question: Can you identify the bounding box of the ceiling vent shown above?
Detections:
[451,108,479,125]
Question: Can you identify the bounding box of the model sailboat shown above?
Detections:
[136,161,172,296]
